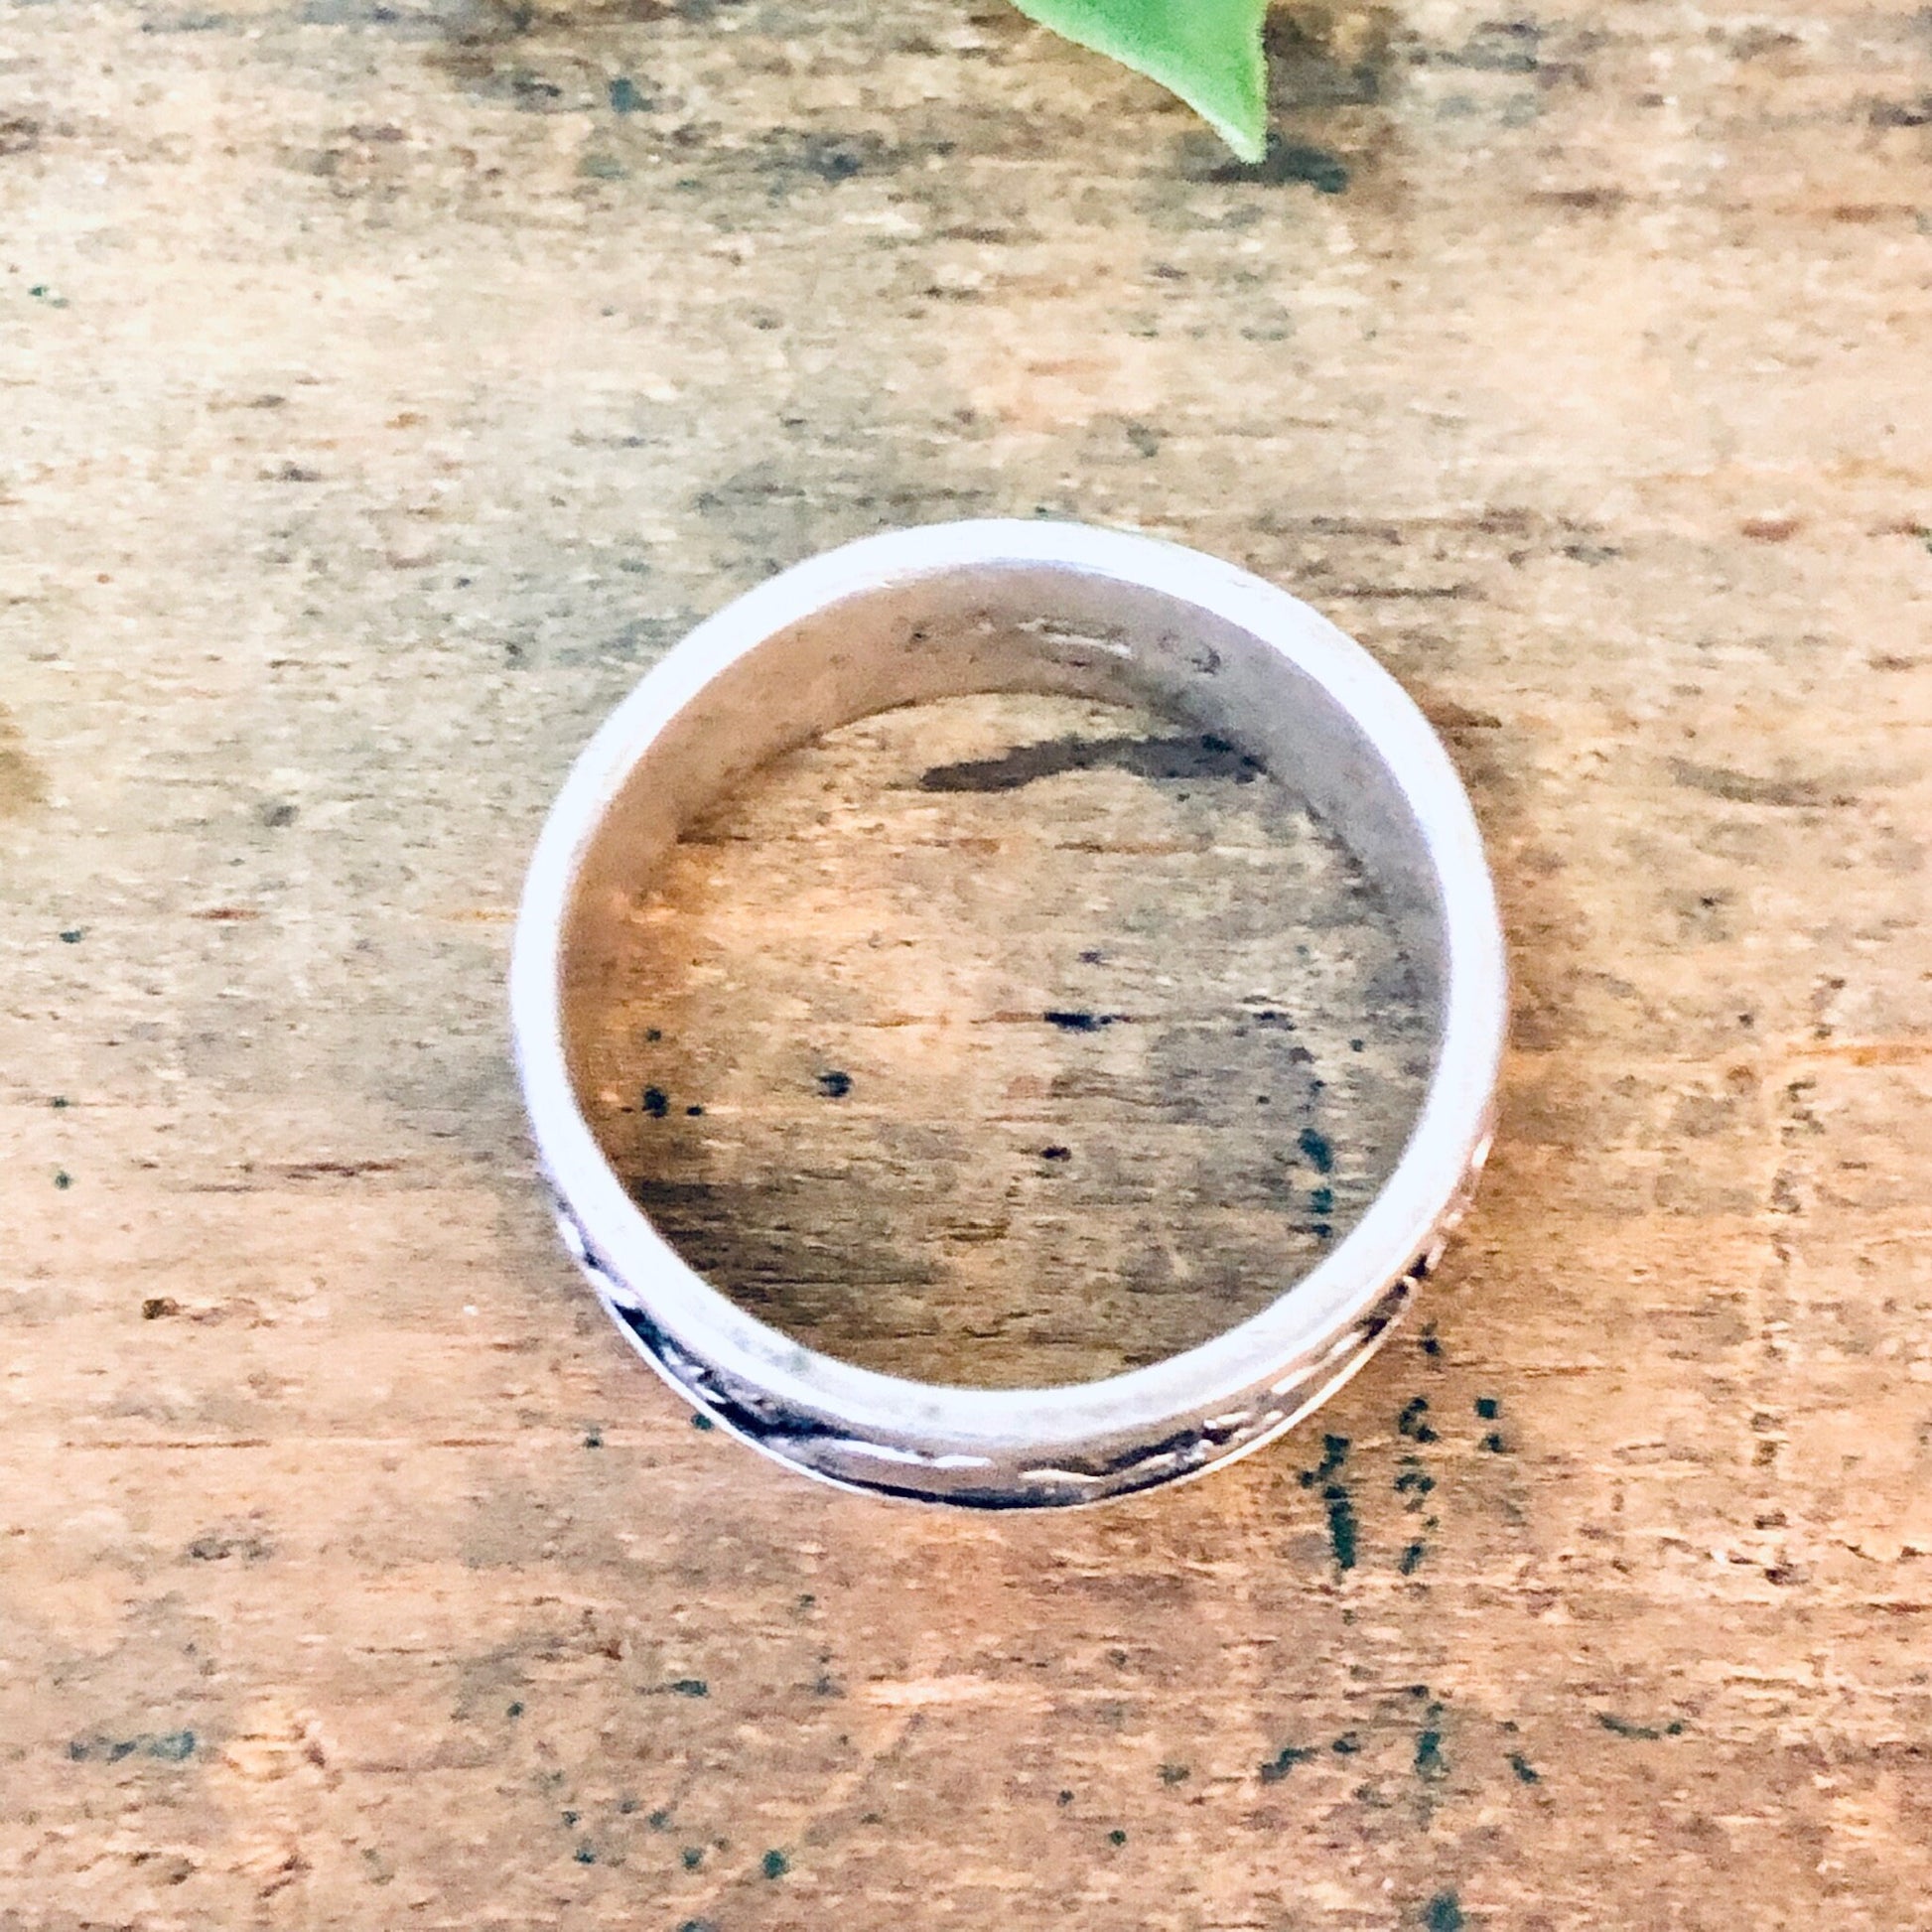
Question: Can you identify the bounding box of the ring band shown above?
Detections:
[511,520,1506,1507]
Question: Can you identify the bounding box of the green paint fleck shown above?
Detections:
[1297,1126,1334,1173]
[562,1810,579,1827]
[584,1427,603,1449]
[1425,1893,1464,1932]
[51,1095,69,1108]
[677,1922,719,1932]
[681,1846,703,1869]
[1395,1467,1436,1498]
[1597,1713,1685,1740]
[1159,1762,1189,1784]
[1310,1183,1334,1215]
[1260,1743,1317,1783]
[1399,1540,1427,1575]
[54,1170,71,1189]
[1509,1751,1540,1784]
[1223,136,1350,193]
[609,75,647,113]
[647,1809,672,1830]
[1415,1729,1448,1779]
[1057,1789,1074,1806]
[1323,1482,1358,1570]
[573,1843,596,1863]
[669,1679,708,1698]
[67,1730,197,1762]
[1480,1431,1507,1453]
[59,927,83,942]
[1398,1397,1438,1444]
[760,1849,789,1879]
[1300,1433,1349,1488]
[691,1413,714,1431]
[1419,1322,1443,1359]
[1474,1396,1500,1420]
[1331,1731,1361,1754]
[506,1702,523,1719]
[1107,1828,1127,1846]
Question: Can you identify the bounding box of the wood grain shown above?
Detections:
[576,691,1428,1386]
[1,0,1930,1924]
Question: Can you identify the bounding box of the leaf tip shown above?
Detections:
[1011,0,1271,165]
[1218,117,1268,167]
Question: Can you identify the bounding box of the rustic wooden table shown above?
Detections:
[4,0,1931,1925]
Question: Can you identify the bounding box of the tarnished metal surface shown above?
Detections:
[514,522,1504,1503]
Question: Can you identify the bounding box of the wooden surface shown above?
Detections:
[3,0,1931,1924]
[576,690,1430,1387]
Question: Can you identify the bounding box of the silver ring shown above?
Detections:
[511,520,1506,1507]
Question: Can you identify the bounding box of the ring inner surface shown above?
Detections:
[560,566,1447,1390]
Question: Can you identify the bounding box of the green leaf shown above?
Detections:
[1011,0,1270,163]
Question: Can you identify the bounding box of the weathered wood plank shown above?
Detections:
[577,692,1429,1385]
[1,0,1930,1923]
